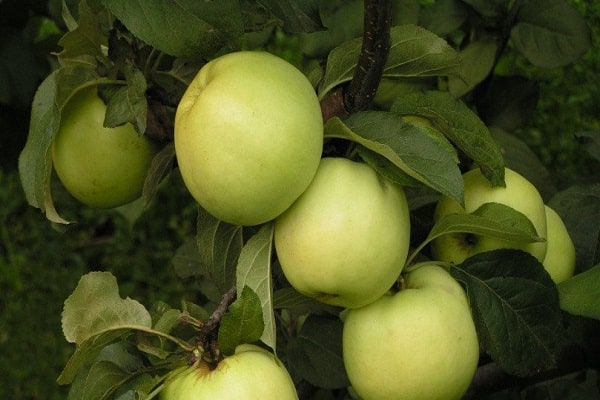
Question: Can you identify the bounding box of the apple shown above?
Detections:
[274,157,410,309]
[174,51,323,226]
[431,167,547,264]
[542,205,576,284]
[161,344,298,399]
[52,87,157,208]
[342,264,479,400]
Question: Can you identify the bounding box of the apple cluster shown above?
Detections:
[432,167,576,284]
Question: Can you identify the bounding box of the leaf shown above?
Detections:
[196,206,244,295]
[141,142,176,205]
[511,0,592,68]
[549,184,600,271]
[450,249,564,377]
[558,264,600,320]
[448,35,498,97]
[391,90,505,186]
[287,315,349,389]
[419,0,470,36]
[57,0,108,67]
[58,329,131,385]
[236,224,277,351]
[426,202,545,247]
[461,0,509,18]
[73,361,130,400]
[101,0,244,58]
[273,287,340,314]
[319,25,460,99]
[103,64,147,134]
[17,66,102,223]
[62,271,152,344]
[218,286,265,356]
[258,0,323,33]
[324,112,464,205]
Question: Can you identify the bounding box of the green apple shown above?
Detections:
[161,344,298,399]
[274,157,410,309]
[342,264,479,400]
[431,167,547,264]
[542,205,576,284]
[52,87,157,208]
[174,51,323,226]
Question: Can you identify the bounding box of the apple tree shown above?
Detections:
[18,0,600,398]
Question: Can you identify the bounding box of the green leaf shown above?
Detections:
[103,64,147,134]
[141,142,176,205]
[324,112,464,205]
[196,206,244,295]
[72,361,130,400]
[287,315,349,389]
[391,90,505,186]
[511,0,592,68]
[549,184,600,271]
[57,0,108,67]
[101,0,244,58]
[258,0,323,33]
[448,35,498,97]
[426,202,545,246]
[558,264,600,320]
[58,329,131,385]
[218,286,265,356]
[450,249,564,377]
[319,25,460,99]
[419,0,470,36]
[273,287,340,314]
[62,271,152,344]
[461,0,509,18]
[236,224,277,351]
[17,66,102,223]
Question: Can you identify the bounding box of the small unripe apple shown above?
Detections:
[342,264,479,400]
[161,344,298,399]
[542,205,576,284]
[274,157,411,309]
[52,87,157,208]
[175,51,323,226]
[432,167,547,264]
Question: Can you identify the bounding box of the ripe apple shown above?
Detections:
[274,157,410,309]
[542,205,576,284]
[174,51,323,226]
[431,167,547,264]
[342,264,479,400]
[161,344,298,399]
[52,87,157,208]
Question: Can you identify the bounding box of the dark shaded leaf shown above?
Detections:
[218,286,265,355]
[450,249,565,377]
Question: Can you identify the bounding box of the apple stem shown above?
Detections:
[196,286,237,359]
[320,0,392,121]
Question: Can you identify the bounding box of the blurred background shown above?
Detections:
[1,0,598,399]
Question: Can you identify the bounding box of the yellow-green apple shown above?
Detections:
[431,167,547,264]
[274,157,410,309]
[161,344,298,399]
[52,87,157,208]
[342,264,479,400]
[174,51,323,226]
[542,205,576,283]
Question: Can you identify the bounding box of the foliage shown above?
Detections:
[3,0,600,399]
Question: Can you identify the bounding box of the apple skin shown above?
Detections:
[431,167,547,264]
[161,344,298,399]
[542,205,576,284]
[274,157,410,309]
[174,51,323,226]
[52,87,157,208]
[342,264,479,400]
